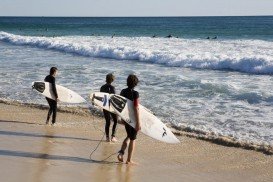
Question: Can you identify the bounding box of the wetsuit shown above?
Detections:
[44,75,58,124]
[120,88,139,141]
[100,83,118,138]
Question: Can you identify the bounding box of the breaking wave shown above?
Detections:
[1,31,273,75]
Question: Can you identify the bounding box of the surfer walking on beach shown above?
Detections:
[44,67,59,125]
[100,73,118,142]
[117,74,141,165]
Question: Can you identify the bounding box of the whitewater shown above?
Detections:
[1,31,273,75]
[1,31,273,153]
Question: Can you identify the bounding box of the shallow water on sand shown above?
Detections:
[1,39,273,147]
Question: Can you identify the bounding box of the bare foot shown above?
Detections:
[126,161,138,165]
[111,137,118,142]
[117,154,124,162]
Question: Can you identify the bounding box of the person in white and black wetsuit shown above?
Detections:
[117,74,141,165]
[100,73,118,142]
[44,67,59,125]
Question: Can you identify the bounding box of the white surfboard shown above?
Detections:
[110,94,180,144]
[89,92,115,112]
[32,81,86,103]
[90,92,179,144]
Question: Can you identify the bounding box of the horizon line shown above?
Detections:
[0,15,272,18]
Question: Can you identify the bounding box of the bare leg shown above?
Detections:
[117,137,129,162]
[126,140,137,165]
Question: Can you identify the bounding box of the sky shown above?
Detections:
[0,0,272,17]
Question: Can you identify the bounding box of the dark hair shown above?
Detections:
[50,67,58,75]
[127,74,139,89]
[106,73,115,84]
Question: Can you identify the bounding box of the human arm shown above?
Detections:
[133,97,141,131]
[52,77,58,101]
[112,86,116,94]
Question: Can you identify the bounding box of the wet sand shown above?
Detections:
[0,103,273,182]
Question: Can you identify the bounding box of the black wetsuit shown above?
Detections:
[44,75,58,124]
[120,88,139,140]
[100,83,118,138]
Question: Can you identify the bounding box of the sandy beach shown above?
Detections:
[0,102,272,182]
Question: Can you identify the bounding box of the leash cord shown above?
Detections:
[88,104,118,162]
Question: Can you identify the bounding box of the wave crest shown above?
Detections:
[1,31,273,74]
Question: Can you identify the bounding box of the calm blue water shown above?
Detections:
[1,16,273,149]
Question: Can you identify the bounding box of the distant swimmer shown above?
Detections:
[206,36,210,39]
[152,34,156,38]
[212,36,218,39]
[165,34,173,38]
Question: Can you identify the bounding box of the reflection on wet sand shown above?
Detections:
[91,140,121,181]
[32,126,55,182]
[125,165,132,182]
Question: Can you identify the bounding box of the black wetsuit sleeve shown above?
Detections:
[120,89,124,97]
[44,75,48,82]
[133,91,139,100]
[112,86,116,94]
[52,77,58,99]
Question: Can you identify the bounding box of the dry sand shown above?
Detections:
[0,103,273,182]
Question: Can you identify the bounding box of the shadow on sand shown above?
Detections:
[0,120,101,142]
[0,149,120,165]
[0,130,102,142]
[0,120,121,164]
[0,120,44,125]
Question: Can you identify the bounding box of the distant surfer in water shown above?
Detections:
[117,74,141,165]
[100,73,118,142]
[44,67,59,125]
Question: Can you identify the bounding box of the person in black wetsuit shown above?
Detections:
[100,73,118,142]
[117,74,141,165]
[44,67,59,125]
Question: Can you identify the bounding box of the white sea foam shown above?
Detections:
[1,31,273,150]
[1,31,273,74]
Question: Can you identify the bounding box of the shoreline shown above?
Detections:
[1,102,273,181]
[0,102,273,181]
[1,99,272,155]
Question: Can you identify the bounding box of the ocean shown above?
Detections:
[0,16,273,151]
